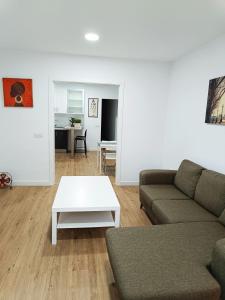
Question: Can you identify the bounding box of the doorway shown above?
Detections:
[49,79,124,185]
[101,99,118,141]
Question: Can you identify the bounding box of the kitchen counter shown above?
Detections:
[55,126,82,130]
[55,126,82,156]
[55,127,69,130]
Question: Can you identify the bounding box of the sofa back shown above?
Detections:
[194,170,225,217]
[174,160,204,198]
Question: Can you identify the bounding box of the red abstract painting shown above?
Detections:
[3,78,33,107]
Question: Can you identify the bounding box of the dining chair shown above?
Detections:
[102,147,116,174]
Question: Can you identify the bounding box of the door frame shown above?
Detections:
[48,78,125,185]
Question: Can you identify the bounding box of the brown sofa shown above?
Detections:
[106,160,225,300]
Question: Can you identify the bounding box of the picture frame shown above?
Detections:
[205,76,225,125]
[88,98,99,118]
[2,78,33,108]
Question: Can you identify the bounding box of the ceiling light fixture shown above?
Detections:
[85,32,100,42]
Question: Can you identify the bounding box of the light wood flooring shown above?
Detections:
[0,152,151,300]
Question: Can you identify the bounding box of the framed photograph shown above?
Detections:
[205,76,225,125]
[2,78,33,107]
[88,98,99,118]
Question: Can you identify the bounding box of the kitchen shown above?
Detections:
[54,81,119,162]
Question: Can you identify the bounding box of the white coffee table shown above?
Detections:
[52,176,120,245]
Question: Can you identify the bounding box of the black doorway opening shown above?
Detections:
[101,99,118,141]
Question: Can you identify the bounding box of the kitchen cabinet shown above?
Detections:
[54,88,84,115]
[55,130,68,151]
[55,127,83,156]
[54,87,67,113]
[67,89,84,114]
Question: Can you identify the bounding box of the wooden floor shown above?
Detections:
[0,152,151,300]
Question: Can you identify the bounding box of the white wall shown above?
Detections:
[163,35,225,173]
[0,50,170,185]
[54,82,119,150]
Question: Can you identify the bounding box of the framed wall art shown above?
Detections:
[2,78,33,107]
[205,76,225,125]
[88,98,99,118]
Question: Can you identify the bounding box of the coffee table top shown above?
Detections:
[52,176,120,212]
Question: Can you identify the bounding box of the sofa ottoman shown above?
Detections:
[106,222,225,300]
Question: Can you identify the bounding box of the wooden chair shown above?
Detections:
[102,147,116,174]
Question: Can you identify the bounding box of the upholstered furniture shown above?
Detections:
[106,160,225,300]
[139,160,225,224]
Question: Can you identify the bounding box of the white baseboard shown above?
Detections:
[13,180,138,187]
[118,181,139,186]
[13,180,52,186]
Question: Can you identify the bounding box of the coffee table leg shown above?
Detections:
[52,211,57,245]
[114,208,120,228]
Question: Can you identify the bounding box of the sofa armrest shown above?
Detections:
[139,169,177,185]
[211,238,225,300]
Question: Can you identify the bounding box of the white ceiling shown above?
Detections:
[0,0,225,61]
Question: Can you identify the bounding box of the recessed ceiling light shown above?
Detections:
[85,32,100,42]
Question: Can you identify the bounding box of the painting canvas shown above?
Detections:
[205,76,225,125]
[88,98,99,118]
[3,78,33,107]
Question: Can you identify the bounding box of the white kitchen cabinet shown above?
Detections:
[54,87,84,115]
[67,89,84,115]
[54,85,67,113]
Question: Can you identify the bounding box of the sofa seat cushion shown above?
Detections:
[175,159,204,198]
[106,222,225,300]
[152,199,217,224]
[195,170,225,217]
[140,184,189,209]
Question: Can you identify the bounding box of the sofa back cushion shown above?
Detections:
[195,170,225,217]
[174,160,204,198]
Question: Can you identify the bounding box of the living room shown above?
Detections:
[1,0,225,299]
